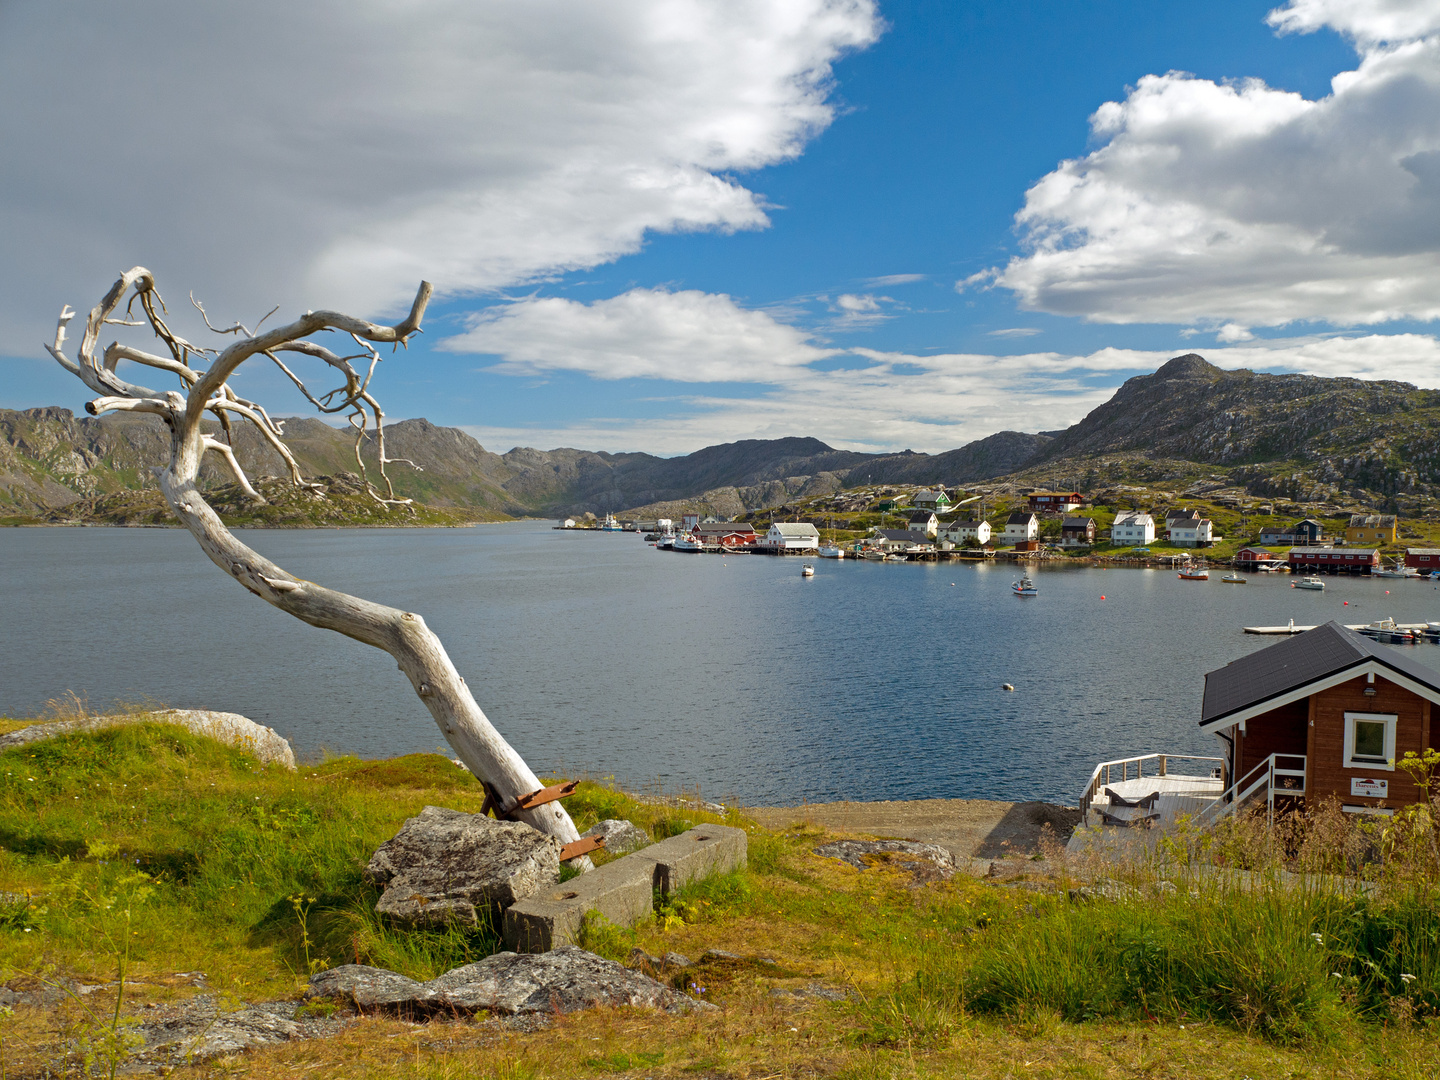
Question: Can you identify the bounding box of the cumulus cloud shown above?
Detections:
[442,288,836,381]
[448,282,1440,453]
[0,0,879,342]
[983,0,1440,328]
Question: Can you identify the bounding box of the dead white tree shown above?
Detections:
[45,267,586,852]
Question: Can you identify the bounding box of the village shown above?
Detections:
[561,483,1440,575]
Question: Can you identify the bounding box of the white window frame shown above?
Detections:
[1343,712,1397,771]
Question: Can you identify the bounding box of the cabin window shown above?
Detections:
[1343,712,1397,770]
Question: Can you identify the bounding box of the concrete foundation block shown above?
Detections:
[632,824,747,895]
[503,858,653,953]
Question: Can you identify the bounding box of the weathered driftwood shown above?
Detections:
[44,268,584,849]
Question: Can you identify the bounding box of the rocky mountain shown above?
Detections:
[1025,354,1440,505]
[0,410,1051,521]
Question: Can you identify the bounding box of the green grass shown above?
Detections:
[2,717,1437,1079]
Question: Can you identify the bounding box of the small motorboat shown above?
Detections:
[818,545,844,559]
[800,563,815,577]
[1012,576,1038,596]
[1292,576,1325,590]
[1220,573,1247,584]
[884,553,909,562]
[862,548,885,561]
[1178,568,1209,580]
[1374,567,1418,579]
[1360,617,1414,643]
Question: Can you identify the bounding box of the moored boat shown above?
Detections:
[1220,572,1247,584]
[1292,576,1325,590]
[600,513,623,532]
[1178,567,1209,580]
[1360,617,1415,643]
[671,535,702,552]
[818,545,844,559]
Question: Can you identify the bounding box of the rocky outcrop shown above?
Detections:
[580,818,651,854]
[364,807,561,927]
[813,839,957,884]
[307,946,713,1016]
[0,710,296,769]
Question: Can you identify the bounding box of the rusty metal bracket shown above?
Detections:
[481,779,581,821]
[559,835,604,861]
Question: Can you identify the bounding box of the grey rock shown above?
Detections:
[365,806,562,927]
[580,818,651,854]
[307,945,714,1016]
[661,951,692,969]
[0,709,296,769]
[701,949,742,962]
[770,983,851,1002]
[812,840,955,883]
[129,995,350,1069]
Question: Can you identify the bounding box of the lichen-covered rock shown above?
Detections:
[812,839,956,883]
[307,946,713,1016]
[364,806,562,927]
[580,818,651,854]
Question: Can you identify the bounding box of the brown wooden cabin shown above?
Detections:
[1200,621,1438,816]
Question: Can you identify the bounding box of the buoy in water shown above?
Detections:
[1001,683,1015,692]
[1099,595,1105,600]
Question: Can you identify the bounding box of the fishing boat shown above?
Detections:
[1292,576,1325,590]
[600,513,623,532]
[862,548,885,561]
[1178,567,1209,580]
[1220,572,1247,584]
[1375,564,1420,579]
[801,563,815,577]
[1012,576,1038,596]
[671,535,702,552]
[818,545,844,559]
[1360,617,1415,643]
[884,553,909,562]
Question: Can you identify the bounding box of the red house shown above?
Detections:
[1201,622,1440,815]
[1404,548,1440,572]
[690,522,758,549]
[1027,491,1084,513]
[1286,547,1380,574]
[1235,546,1283,568]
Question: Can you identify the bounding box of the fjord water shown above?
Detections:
[5,524,1438,805]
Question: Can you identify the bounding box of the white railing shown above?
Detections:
[1194,753,1306,826]
[1078,753,1225,828]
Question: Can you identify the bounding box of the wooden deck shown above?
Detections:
[1082,774,1225,829]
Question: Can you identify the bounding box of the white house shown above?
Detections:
[1171,518,1215,547]
[766,522,821,551]
[940,517,990,546]
[872,527,930,553]
[907,510,938,537]
[1001,511,1039,545]
[1111,511,1156,545]
[1165,509,1201,537]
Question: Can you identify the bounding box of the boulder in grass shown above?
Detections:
[580,818,651,854]
[364,806,562,927]
[307,946,713,1016]
[812,839,956,884]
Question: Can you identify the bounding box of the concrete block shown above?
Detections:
[632,824,747,896]
[503,857,653,953]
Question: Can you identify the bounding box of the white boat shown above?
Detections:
[1220,573,1247,584]
[1012,576,1037,596]
[862,548,885,561]
[1178,568,1209,580]
[884,553,908,562]
[1292,576,1325,590]
[600,513,623,532]
[801,563,815,577]
[671,536,702,552]
[1360,617,1415,643]
[818,545,844,559]
[656,536,674,549]
[1375,567,1419,579]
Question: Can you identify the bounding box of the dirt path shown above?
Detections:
[745,798,1079,860]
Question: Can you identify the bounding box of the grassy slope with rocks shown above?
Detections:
[1,714,1436,1079]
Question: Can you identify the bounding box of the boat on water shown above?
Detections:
[818,545,844,559]
[1220,573,1247,584]
[884,553,908,562]
[862,548,885,561]
[1360,617,1415,643]
[1178,567,1209,580]
[600,513,623,532]
[1375,565,1420,579]
[1292,576,1325,590]
[656,536,674,549]
[671,535,702,552]
[1012,576,1038,596]
[801,563,815,577]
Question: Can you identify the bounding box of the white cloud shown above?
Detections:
[1216,323,1255,343]
[863,273,927,286]
[988,327,1042,338]
[985,0,1440,328]
[0,0,880,342]
[442,288,836,381]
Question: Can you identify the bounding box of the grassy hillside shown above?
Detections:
[1,716,1436,1078]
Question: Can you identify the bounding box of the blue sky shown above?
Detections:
[6,1,1440,455]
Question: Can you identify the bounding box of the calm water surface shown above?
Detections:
[5,524,1438,805]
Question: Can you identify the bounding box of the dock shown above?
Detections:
[1243,622,1431,635]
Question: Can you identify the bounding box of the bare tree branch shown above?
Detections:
[45,270,586,852]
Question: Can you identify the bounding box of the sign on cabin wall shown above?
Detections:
[1351,777,1388,798]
